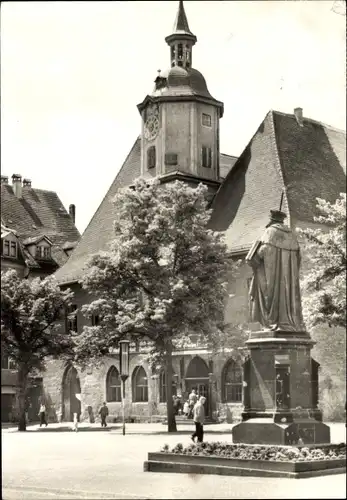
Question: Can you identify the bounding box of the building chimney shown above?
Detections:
[69,204,76,224]
[1,175,9,185]
[12,174,23,198]
[23,178,32,188]
[294,107,304,127]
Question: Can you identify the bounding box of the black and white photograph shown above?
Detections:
[1,1,346,499]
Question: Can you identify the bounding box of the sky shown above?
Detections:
[1,0,346,234]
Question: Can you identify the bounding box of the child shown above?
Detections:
[183,400,189,417]
[72,412,78,432]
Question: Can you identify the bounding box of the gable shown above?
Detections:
[210,111,287,251]
[54,137,142,284]
[55,138,239,284]
[210,110,346,252]
[1,183,80,268]
[273,112,346,224]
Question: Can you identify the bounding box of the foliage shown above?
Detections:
[297,193,346,329]
[1,269,74,430]
[1,269,74,369]
[75,178,237,432]
[75,178,236,362]
[164,442,346,461]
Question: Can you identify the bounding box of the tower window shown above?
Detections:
[202,113,212,127]
[147,146,156,169]
[202,146,212,168]
[171,46,176,67]
[165,153,178,166]
[177,44,183,66]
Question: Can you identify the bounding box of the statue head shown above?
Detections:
[266,210,287,227]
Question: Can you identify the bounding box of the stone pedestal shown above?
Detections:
[232,330,331,446]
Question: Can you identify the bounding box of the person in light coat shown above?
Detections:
[191,396,206,443]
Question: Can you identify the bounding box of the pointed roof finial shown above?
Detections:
[174,1,192,34]
[165,1,197,45]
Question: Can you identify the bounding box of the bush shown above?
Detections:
[160,442,346,462]
[319,388,346,422]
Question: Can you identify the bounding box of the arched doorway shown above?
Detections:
[185,357,210,416]
[62,365,81,422]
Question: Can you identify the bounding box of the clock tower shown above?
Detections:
[137,1,224,194]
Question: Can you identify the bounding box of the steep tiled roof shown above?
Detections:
[54,137,142,284]
[1,183,80,268]
[210,110,346,252]
[55,137,237,285]
[220,153,238,179]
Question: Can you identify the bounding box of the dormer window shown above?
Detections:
[2,240,17,258]
[36,245,51,260]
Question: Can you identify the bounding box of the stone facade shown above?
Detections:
[42,342,245,424]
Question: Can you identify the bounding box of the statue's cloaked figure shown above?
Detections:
[246,210,306,332]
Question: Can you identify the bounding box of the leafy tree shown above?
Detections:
[1,270,74,431]
[76,178,236,432]
[298,193,346,329]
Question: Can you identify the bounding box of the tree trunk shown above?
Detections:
[165,342,177,433]
[16,363,29,432]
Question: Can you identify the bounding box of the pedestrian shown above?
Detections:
[72,412,79,432]
[191,396,206,443]
[188,389,197,418]
[38,403,48,427]
[99,402,109,427]
[183,400,189,417]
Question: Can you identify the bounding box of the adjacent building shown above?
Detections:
[1,174,80,422]
[40,1,345,424]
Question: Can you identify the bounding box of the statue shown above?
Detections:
[246,210,306,332]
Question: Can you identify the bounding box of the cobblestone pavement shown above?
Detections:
[2,423,346,499]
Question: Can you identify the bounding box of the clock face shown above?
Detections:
[144,115,159,141]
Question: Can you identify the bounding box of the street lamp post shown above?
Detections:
[119,340,130,436]
[208,373,214,420]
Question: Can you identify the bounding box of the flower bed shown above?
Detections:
[144,441,346,478]
[160,441,346,462]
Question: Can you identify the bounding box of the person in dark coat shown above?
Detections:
[99,402,109,427]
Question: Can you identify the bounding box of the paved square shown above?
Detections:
[2,423,346,499]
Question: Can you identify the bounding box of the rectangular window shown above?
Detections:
[202,113,212,127]
[43,247,51,259]
[36,246,42,259]
[1,354,16,370]
[1,354,9,369]
[202,146,212,168]
[147,146,156,169]
[3,240,10,256]
[8,358,17,370]
[66,304,78,333]
[165,153,178,166]
[10,242,17,258]
[91,314,100,327]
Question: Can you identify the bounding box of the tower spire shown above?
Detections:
[165,1,197,68]
[173,0,193,35]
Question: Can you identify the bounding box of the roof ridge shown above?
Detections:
[220,152,238,159]
[271,109,346,135]
[268,110,292,225]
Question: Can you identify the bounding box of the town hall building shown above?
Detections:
[42,1,345,424]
